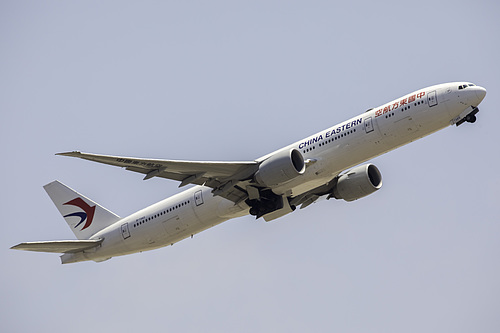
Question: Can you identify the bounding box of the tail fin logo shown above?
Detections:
[63,198,96,231]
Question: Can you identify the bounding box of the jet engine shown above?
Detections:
[331,164,382,201]
[254,148,305,187]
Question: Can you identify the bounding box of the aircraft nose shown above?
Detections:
[475,86,487,104]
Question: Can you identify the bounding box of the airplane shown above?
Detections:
[11,82,486,264]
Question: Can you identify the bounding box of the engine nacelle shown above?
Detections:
[255,149,305,187]
[331,164,382,202]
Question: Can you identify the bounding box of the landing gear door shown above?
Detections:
[428,90,438,107]
[364,117,374,133]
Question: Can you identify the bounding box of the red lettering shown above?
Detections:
[400,98,407,105]
[417,91,425,99]
[408,94,416,103]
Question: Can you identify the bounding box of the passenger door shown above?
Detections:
[121,223,131,240]
[364,117,374,133]
[194,190,204,206]
[428,90,438,107]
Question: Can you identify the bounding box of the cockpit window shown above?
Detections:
[459,83,476,90]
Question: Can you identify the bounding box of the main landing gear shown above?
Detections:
[456,107,479,126]
[247,189,283,219]
[246,189,296,219]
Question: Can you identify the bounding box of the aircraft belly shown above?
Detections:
[132,187,241,252]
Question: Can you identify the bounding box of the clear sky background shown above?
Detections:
[1,1,499,332]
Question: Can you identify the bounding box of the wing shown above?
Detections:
[289,178,338,209]
[11,239,103,253]
[58,151,259,203]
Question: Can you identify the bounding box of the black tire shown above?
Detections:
[466,114,477,123]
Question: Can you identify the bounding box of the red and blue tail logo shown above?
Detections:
[63,198,96,231]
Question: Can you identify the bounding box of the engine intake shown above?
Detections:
[332,164,382,201]
[255,149,305,187]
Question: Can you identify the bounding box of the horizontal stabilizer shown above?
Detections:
[11,239,103,253]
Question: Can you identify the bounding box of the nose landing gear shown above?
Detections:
[456,107,479,126]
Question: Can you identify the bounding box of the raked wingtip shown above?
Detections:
[56,151,81,157]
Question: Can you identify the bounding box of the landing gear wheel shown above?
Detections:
[466,114,477,123]
[249,207,259,216]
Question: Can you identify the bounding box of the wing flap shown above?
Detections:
[11,239,103,253]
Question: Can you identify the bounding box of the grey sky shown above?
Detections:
[2,1,499,332]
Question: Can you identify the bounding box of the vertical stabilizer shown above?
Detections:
[44,181,121,240]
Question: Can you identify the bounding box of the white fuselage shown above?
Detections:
[62,82,485,263]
